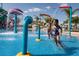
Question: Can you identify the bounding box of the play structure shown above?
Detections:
[17,16,33,56]
[35,16,41,42]
[1,5,79,56]
[9,8,23,33]
[59,6,72,37]
[22,16,33,55]
[0,8,7,30]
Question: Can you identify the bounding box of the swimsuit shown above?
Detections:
[51,26,62,36]
[48,23,52,33]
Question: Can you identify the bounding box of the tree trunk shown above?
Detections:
[74,23,77,32]
[68,20,70,31]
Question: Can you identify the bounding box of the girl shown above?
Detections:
[51,19,63,48]
[47,19,52,39]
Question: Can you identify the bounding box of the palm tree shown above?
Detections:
[63,16,79,31]
[62,8,79,31]
[40,14,53,23]
[34,16,40,31]
[44,16,53,23]
[72,16,79,31]
[63,19,68,24]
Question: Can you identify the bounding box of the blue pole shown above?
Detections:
[69,7,72,36]
[22,16,33,55]
[38,25,40,39]
[14,14,17,33]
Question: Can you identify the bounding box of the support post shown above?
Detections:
[69,7,72,37]
[14,14,17,33]
[22,16,33,55]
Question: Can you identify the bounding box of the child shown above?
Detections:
[47,19,52,39]
[51,19,63,48]
[47,23,52,39]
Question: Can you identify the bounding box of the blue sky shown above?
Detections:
[1,3,79,24]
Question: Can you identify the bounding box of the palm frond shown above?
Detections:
[63,8,70,17]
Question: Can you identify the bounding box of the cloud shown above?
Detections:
[28,9,33,12]
[28,7,41,12]
[24,7,41,13]
[60,3,69,7]
[46,6,51,10]
[24,10,28,13]
[33,8,41,12]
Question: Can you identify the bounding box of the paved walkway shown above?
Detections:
[63,32,79,38]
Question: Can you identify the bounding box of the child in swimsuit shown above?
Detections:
[47,19,52,39]
[47,22,52,39]
[51,19,63,48]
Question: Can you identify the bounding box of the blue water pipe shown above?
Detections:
[22,16,33,55]
[14,14,17,33]
[38,25,40,39]
[69,7,72,36]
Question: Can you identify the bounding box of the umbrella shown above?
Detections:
[9,8,23,15]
